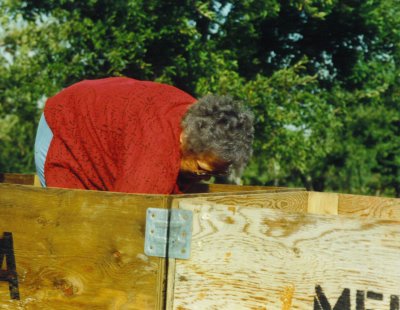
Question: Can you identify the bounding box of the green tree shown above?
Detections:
[212,0,400,196]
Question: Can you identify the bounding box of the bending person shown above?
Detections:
[34,77,254,194]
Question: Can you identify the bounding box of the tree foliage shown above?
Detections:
[0,0,399,196]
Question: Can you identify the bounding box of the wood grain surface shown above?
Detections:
[0,183,169,309]
[308,192,338,215]
[174,191,309,213]
[3,175,399,310]
[170,201,400,309]
[338,193,400,220]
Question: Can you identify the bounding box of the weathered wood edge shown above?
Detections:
[0,181,305,203]
[155,195,173,310]
[177,187,306,197]
[165,198,181,310]
[183,183,305,194]
[165,257,177,310]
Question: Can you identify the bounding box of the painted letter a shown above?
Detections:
[0,232,20,300]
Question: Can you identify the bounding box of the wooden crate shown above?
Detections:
[169,192,400,310]
[0,175,399,309]
[0,175,302,309]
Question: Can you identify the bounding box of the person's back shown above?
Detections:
[37,77,196,193]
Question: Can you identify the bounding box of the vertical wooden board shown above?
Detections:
[33,175,41,187]
[338,193,400,220]
[0,184,168,309]
[171,201,400,310]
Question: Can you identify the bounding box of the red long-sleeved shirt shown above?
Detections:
[43,77,196,194]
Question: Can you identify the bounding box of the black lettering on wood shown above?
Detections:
[356,290,365,310]
[314,285,350,310]
[0,232,20,300]
[367,291,383,301]
[314,285,332,310]
[391,295,399,310]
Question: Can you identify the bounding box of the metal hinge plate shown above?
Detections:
[144,208,193,259]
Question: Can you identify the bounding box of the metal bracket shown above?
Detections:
[144,208,193,259]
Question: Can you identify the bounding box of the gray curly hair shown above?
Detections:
[181,94,254,174]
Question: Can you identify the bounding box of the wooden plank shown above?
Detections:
[184,183,304,194]
[0,183,168,309]
[308,192,339,215]
[173,191,309,213]
[0,174,35,185]
[179,187,305,198]
[338,193,400,220]
[170,201,400,309]
[33,175,41,187]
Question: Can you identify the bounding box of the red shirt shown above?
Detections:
[44,77,196,194]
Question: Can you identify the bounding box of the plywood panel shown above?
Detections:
[338,193,400,220]
[171,201,400,309]
[0,183,168,309]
